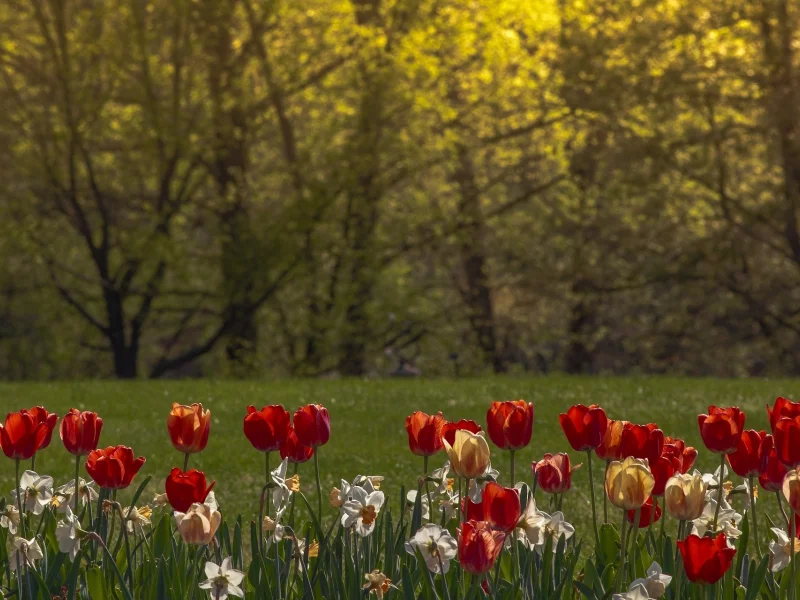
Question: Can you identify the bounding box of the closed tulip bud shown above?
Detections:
[533,453,581,495]
[697,406,745,454]
[559,404,608,452]
[0,410,50,460]
[664,472,707,521]
[457,520,505,575]
[619,423,664,463]
[767,396,800,431]
[165,468,215,513]
[759,438,787,492]
[605,457,655,511]
[727,430,769,478]
[443,429,491,480]
[174,502,222,545]
[27,407,58,450]
[243,405,291,452]
[293,404,330,448]
[477,482,521,532]
[486,400,534,450]
[405,411,446,456]
[60,409,102,456]
[774,416,800,468]
[783,470,800,515]
[167,403,211,454]
[595,419,628,461]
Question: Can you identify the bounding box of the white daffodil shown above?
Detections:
[1,504,20,535]
[9,537,43,572]
[331,479,352,509]
[263,504,289,548]
[406,490,431,520]
[613,583,651,600]
[270,459,298,513]
[431,462,453,494]
[205,491,219,512]
[515,497,574,551]
[12,471,53,516]
[342,485,385,536]
[768,527,800,572]
[54,478,98,512]
[629,562,672,598]
[290,537,319,573]
[56,505,83,561]
[124,506,152,535]
[468,462,500,502]
[439,490,460,522]
[199,557,244,600]
[691,498,741,538]
[352,475,384,490]
[734,480,757,511]
[404,524,458,574]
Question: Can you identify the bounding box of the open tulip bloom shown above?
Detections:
[2,397,800,599]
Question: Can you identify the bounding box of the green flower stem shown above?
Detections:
[313,449,323,524]
[74,454,81,512]
[617,511,628,593]
[792,512,797,600]
[15,459,26,538]
[711,453,725,534]
[603,460,609,524]
[183,452,190,472]
[510,450,516,487]
[587,451,600,547]
[423,455,432,523]
[748,476,761,557]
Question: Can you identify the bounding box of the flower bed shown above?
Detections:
[0,397,799,598]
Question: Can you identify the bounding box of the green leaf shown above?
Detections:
[86,565,108,600]
[597,523,620,567]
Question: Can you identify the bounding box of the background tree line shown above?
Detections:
[1,0,799,379]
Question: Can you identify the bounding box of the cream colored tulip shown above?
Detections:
[605,457,654,510]
[783,470,800,515]
[443,430,491,480]
[664,473,707,521]
[174,503,222,545]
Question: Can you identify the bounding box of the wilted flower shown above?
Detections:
[612,584,650,600]
[362,570,392,598]
[199,557,244,600]
[605,457,655,510]
[54,478,98,512]
[342,483,385,536]
[431,462,453,494]
[9,537,43,572]
[768,527,800,572]
[124,506,152,535]
[12,470,53,515]
[515,497,574,551]
[352,475,384,490]
[405,524,458,574]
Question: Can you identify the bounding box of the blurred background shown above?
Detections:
[0,0,797,380]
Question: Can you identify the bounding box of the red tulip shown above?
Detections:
[534,453,580,495]
[559,404,608,452]
[458,520,506,574]
[405,411,446,456]
[480,482,521,532]
[665,436,697,473]
[774,416,800,467]
[165,468,215,512]
[619,423,664,463]
[727,430,769,478]
[767,396,800,431]
[651,454,678,497]
[677,533,736,585]
[697,406,745,454]
[85,446,145,490]
[60,409,103,456]
[0,410,49,460]
[27,407,58,450]
[486,400,534,450]
[167,403,211,454]
[626,496,661,528]
[280,427,314,464]
[293,404,330,448]
[758,436,786,492]
[596,419,628,461]
[243,405,291,452]
[464,496,485,522]
[442,419,482,447]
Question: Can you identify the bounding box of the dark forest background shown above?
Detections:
[2,0,800,380]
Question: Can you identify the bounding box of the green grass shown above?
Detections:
[1,376,796,536]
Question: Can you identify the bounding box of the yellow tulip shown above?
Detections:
[605,457,654,510]
[174,502,221,545]
[443,430,491,480]
[664,472,707,521]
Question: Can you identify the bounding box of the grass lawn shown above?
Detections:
[1,376,796,542]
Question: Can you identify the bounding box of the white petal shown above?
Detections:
[226,569,245,586]
[204,561,220,580]
[19,471,37,489]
